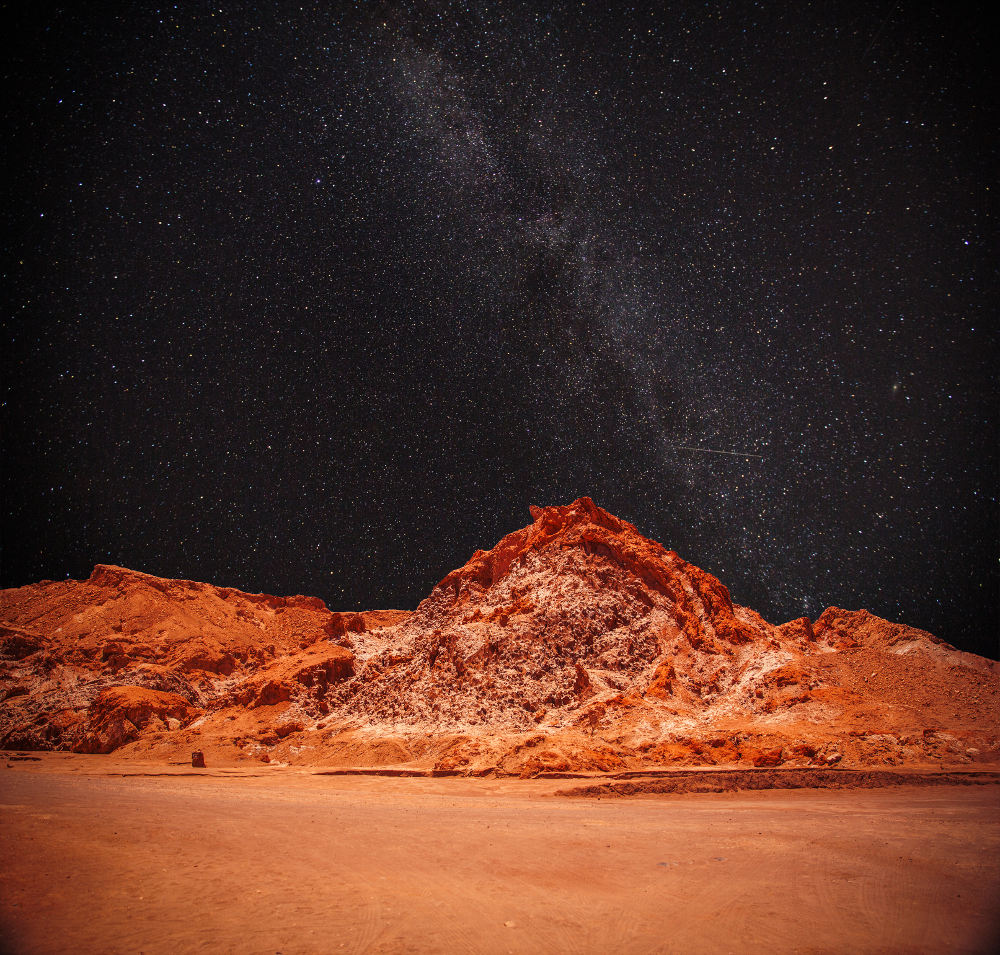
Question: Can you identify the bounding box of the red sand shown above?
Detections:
[2,759,999,954]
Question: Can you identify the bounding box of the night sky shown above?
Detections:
[3,2,997,658]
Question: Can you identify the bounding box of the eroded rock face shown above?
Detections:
[1,498,998,771]
[311,498,998,774]
[223,643,355,709]
[0,566,367,753]
[78,686,199,754]
[323,497,775,729]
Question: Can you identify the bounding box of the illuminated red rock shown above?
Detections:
[0,565,373,752]
[325,498,1000,771]
[79,686,199,754]
[1,499,998,774]
[326,497,773,729]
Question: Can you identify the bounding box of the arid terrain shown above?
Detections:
[2,756,999,954]
[2,498,998,773]
[3,498,999,952]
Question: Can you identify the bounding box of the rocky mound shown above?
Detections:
[326,496,773,728]
[0,564,406,753]
[2,499,997,774]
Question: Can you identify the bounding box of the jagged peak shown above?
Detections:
[426,498,738,625]
[430,498,634,597]
[528,496,627,534]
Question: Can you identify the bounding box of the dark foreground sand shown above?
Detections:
[2,762,999,954]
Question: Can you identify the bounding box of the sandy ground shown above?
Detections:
[1,761,999,954]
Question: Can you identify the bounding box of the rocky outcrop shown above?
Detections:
[309,498,1000,775]
[322,496,775,729]
[0,565,379,753]
[78,686,199,754]
[1,498,998,771]
[223,643,355,709]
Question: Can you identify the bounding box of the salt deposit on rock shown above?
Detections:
[2,498,997,773]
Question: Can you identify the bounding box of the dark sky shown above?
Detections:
[3,2,997,658]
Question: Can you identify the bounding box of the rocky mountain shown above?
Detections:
[2,498,997,774]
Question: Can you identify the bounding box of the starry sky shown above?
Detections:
[3,2,997,658]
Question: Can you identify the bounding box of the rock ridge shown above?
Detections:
[1,499,997,774]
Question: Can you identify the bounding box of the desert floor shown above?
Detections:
[1,758,999,954]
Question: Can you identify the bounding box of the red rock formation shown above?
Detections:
[79,686,199,754]
[0,565,377,752]
[324,497,775,731]
[1,499,998,773]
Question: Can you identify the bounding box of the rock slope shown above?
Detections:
[0,564,404,754]
[2,498,997,773]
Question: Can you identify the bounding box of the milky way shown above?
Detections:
[3,2,996,657]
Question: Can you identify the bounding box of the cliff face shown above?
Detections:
[2,499,997,772]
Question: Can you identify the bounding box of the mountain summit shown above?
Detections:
[1,499,997,773]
